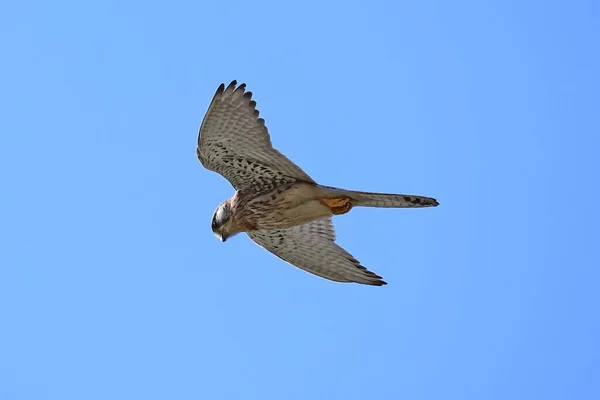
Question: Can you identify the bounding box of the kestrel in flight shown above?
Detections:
[197,81,438,286]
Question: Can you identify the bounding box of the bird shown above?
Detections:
[197,81,438,286]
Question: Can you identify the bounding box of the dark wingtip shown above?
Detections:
[376,277,388,286]
[225,80,237,92]
[235,83,247,93]
[367,279,387,286]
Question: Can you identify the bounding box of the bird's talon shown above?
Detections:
[331,202,352,215]
[322,196,351,208]
[322,197,353,215]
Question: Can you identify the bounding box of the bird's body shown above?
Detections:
[197,81,438,286]
[233,182,331,231]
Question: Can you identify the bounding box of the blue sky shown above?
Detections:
[1,0,598,398]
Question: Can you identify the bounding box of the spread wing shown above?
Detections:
[197,80,315,193]
[247,218,386,286]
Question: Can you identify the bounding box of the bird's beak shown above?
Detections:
[221,236,227,242]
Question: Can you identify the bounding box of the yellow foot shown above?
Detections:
[321,197,353,215]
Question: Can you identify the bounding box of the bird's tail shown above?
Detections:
[322,186,439,208]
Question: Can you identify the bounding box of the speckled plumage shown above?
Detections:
[197,81,439,286]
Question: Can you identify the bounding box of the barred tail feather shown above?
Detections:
[342,189,439,208]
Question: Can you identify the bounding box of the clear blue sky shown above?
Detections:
[1,1,598,399]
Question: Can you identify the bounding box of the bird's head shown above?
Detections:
[211,200,236,242]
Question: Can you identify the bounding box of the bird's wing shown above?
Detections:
[247,218,386,286]
[197,80,315,192]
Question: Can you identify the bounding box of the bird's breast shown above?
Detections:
[240,182,331,230]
